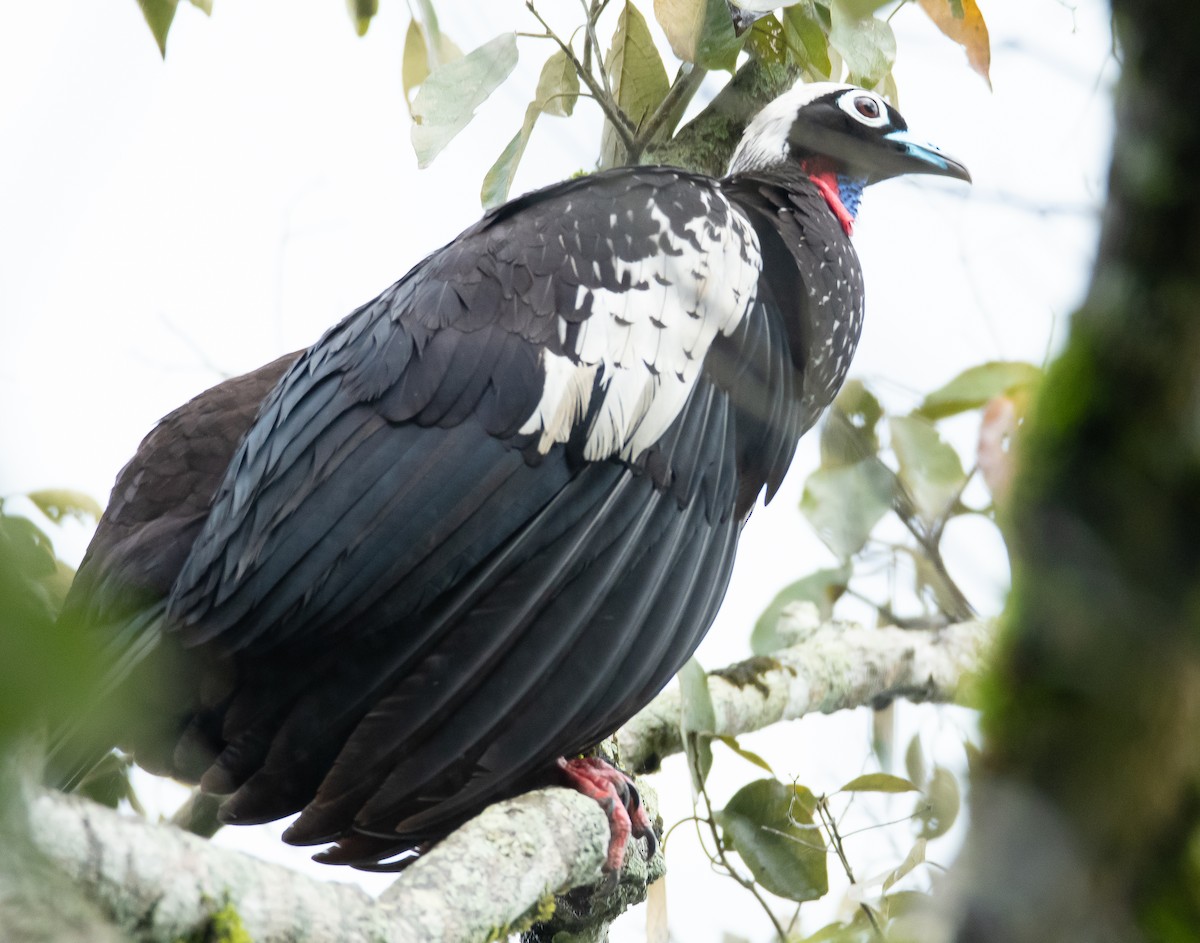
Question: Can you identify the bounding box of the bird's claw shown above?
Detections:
[557,756,657,872]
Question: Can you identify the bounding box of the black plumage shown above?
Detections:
[56,81,968,868]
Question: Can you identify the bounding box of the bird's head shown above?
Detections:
[728,81,970,234]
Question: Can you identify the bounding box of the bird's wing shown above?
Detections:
[167,167,763,655]
[152,169,770,835]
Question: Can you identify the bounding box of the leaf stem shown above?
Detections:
[816,796,885,940]
[696,779,790,943]
[628,62,708,163]
[525,1,636,149]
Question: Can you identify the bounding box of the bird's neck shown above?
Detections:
[801,159,866,237]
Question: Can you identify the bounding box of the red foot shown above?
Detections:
[557,757,657,872]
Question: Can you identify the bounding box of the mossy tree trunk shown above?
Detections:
[959,1,1200,939]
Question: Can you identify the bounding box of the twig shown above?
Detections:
[816,797,884,940]
[525,1,635,150]
[697,779,790,943]
[628,63,709,162]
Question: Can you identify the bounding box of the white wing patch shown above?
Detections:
[519,189,762,461]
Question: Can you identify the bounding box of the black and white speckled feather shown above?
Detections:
[56,79,968,869]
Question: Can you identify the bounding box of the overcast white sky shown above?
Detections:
[0,1,1114,939]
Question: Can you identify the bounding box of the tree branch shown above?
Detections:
[22,783,625,942]
[618,619,992,774]
[13,619,990,943]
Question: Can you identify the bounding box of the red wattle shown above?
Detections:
[808,172,855,236]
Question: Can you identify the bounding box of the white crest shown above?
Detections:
[727,80,855,175]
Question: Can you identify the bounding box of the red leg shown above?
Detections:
[557,756,657,872]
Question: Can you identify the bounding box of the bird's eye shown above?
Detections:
[854,96,881,119]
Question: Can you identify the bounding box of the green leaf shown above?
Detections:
[913,766,960,839]
[186,0,212,14]
[137,0,177,57]
[839,772,920,794]
[838,0,892,15]
[882,838,926,893]
[799,914,876,943]
[717,735,774,774]
[482,50,580,207]
[346,0,379,36]
[889,415,967,524]
[916,360,1042,420]
[717,779,828,902]
[904,734,928,790]
[601,2,670,168]
[801,459,894,560]
[782,3,833,78]
[536,50,580,119]
[27,489,103,525]
[821,379,883,468]
[411,33,519,168]
[751,565,849,654]
[480,132,526,210]
[0,514,57,581]
[829,1,896,87]
[654,0,743,71]
[744,14,786,64]
[679,657,715,793]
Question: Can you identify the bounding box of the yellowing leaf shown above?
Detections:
[917,0,991,87]
[654,0,743,71]
[481,50,579,207]
[717,735,775,774]
[602,2,670,168]
[27,489,103,524]
[402,20,429,114]
[137,0,177,57]
[916,360,1041,420]
[839,773,920,794]
[346,0,379,37]
[402,18,464,117]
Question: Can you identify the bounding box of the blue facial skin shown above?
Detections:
[837,176,865,219]
[881,129,972,182]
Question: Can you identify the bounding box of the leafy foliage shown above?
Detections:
[717,778,828,902]
[483,50,580,206]
[0,500,92,746]
[678,657,716,794]
[599,3,670,169]
[654,0,743,71]
[750,564,848,654]
[759,361,1041,645]
[109,3,1005,936]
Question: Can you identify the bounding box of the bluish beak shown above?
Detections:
[882,129,972,183]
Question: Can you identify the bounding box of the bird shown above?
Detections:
[53,80,969,872]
